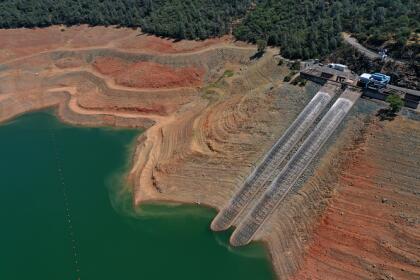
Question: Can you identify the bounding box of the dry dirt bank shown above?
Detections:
[291,115,420,280]
[0,25,240,63]
[0,26,419,280]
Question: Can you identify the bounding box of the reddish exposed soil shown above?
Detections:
[292,118,420,280]
[92,57,205,88]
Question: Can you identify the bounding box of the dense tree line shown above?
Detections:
[140,0,252,40]
[0,0,251,39]
[234,0,420,59]
[0,0,147,27]
[234,0,342,59]
[0,0,418,59]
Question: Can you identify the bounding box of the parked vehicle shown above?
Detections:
[327,63,348,72]
[358,72,390,89]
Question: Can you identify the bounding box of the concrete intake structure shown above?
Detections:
[230,87,362,246]
[211,83,339,231]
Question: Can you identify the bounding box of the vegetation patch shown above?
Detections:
[283,71,297,83]
[223,70,234,78]
[376,94,404,121]
[291,76,307,87]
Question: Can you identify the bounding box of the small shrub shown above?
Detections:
[283,70,297,82]
[256,39,267,53]
[298,79,307,87]
[290,61,301,71]
[386,94,404,113]
[223,70,234,78]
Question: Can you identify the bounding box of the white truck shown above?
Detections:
[327,63,348,72]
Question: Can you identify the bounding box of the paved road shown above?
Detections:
[210,86,338,232]
[342,33,379,60]
[388,84,420,97]
[230,88,362,246]
[341,33,404,65]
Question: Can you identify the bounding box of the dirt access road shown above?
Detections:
[341,32,404,65]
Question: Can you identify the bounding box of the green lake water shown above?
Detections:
[0,111,274,280]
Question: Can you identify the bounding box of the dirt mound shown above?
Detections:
[92,57,205,89]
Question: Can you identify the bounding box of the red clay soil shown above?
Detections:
[92,57,205,89]
[292,118,420,280]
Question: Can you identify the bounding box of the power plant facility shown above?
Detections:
[211,61,420,246]
[300,63,420,109]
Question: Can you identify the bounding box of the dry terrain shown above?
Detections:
[0,26,419,279]
[291,117,420,280]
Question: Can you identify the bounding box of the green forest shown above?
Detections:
[0,0,418,59]
[234,0,420,59]
[0,0,251,39]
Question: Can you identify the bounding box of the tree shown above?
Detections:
[386,94,404,113]
[329,37,337,49]
[257,39,267,53]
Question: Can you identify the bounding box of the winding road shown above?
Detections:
[341,32,404,65]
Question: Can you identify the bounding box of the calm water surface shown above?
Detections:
[0,112,274,280]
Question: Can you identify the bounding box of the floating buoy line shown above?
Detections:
[49,127,81,279]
